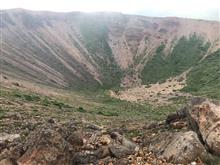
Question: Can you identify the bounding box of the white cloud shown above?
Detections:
[0,0,219,20]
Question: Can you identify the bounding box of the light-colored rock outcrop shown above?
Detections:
[162,131,206,164]
[187,99,220,155]
[147,130,206,164]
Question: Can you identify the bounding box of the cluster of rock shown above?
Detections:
[145,98,220,164]
[0,120,168,165]
[0,98,220,165]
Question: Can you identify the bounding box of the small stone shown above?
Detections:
[191,162,197,165]
[136,156,142,162]
[47,118,55,123]
[122,137,138,151]
[170,121,187,129]
[12,82,20,87]
[100,135,111,145]
[3,76,8,79]
[87,124,103,131]
[109,145,133,158]
[131,136,136,141]
[0,133,20,143]
[67,132,84,146]
[95,146,110,159]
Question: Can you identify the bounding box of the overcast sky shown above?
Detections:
[0,0,219,21]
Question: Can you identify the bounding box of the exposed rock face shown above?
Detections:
[1,9,219,88]
[162,131,206,164]
[147,131,206,164]
[17,125,74,165]
[187,99,220,155]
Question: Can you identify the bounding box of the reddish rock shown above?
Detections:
[17,126,72,165]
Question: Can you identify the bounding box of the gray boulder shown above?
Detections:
[162,131,206,164]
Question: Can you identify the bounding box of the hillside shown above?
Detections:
[183,49,220,99]
[1,9,220,165]
[1,9,220,89]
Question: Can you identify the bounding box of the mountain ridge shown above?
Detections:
[1,9,220,89]
[2,8,220,22]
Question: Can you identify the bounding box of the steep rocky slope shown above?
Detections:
[1,9,220,89]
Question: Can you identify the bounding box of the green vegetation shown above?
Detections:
[168,96,190,105]
[79,16,122,88]
[77,106,87,113]
[183,50,220,99]
[0,107,6,119]
[70,90,178,121]
[0,87,180,123]
[141,34,210,84]
[12,92,41,102]
[0,88,72,109]
[41,98,72,109]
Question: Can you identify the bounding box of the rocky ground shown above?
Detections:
[1,97,220,165]
[111,72,191,105]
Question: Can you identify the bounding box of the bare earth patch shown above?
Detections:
[111,72,191,105]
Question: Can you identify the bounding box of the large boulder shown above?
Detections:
[162,131,206,164]
[187,99,220,155]
[17,123,81,165]
[147,131,206,164]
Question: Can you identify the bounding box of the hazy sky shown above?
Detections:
[0,0,219,21]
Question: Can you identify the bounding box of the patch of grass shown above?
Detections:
[23,94,41,102]
[41,98,51,106]
[168,96,189,105]
[49,100,72,109]
[0,108,6,119]
[10,90,41,102]
[0,88,72,109]
[76,90,178,121]
[141,34,210,84]
[77,107,87,113]
[0,85,182,127]
[126,129,142,138]
[97,110,119,117]
[204,155,220,165]
[183,49,220,99]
